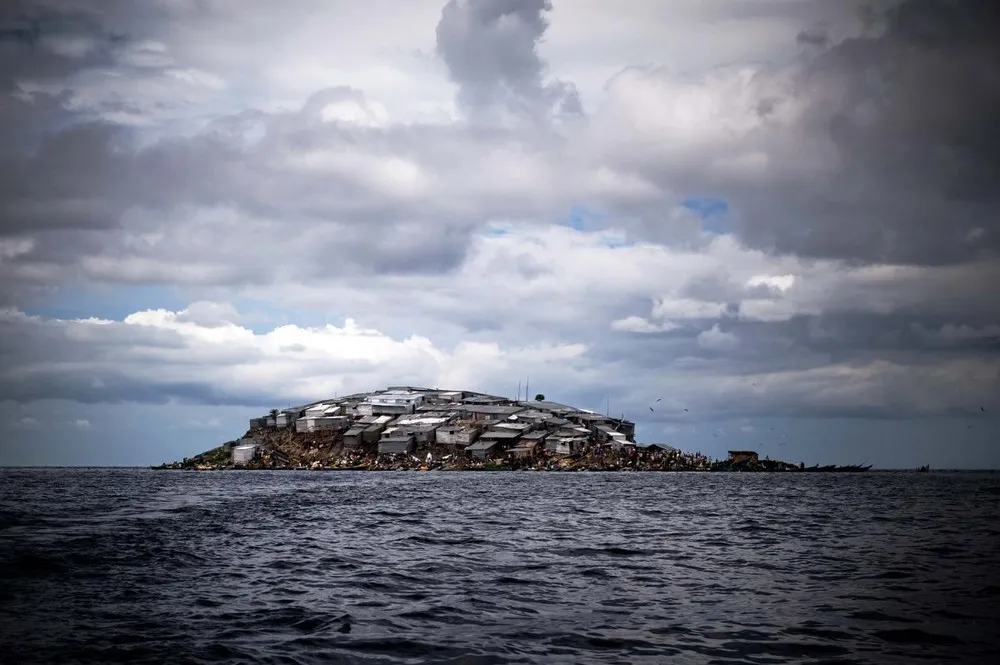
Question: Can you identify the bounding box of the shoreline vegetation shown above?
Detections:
[152,387,872,473]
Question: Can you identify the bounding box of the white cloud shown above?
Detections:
[0,0,997,470]
[610,316,679,334]
[11,417,40,430]
[697,324,740,351]
[73,419,92,430]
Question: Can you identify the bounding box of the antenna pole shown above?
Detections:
[526,376,530,401]
[518,379,521,402]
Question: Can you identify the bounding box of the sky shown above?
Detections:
[1,0,998,469]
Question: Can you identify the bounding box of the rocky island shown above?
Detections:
[154,386,869,472]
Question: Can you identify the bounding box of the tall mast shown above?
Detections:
[517,379,521,402]
[526,376,530,401]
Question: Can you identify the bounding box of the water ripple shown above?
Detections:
[1,469,998,664]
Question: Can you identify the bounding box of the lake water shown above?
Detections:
[1,469,998,664]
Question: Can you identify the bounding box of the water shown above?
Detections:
[1,470,998,664]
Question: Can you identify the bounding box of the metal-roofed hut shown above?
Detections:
[460,405,523,422]
[466,440,500,460]
[509,440,540,458]
[379,434,416,456]
[343,426,366,450]
[437,422,483,448]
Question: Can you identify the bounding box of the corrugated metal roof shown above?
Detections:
[466,440,499,451]
[480,430,521,439]
[461,405,522,414]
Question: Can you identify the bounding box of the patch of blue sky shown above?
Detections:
[482,225,511,237]
[597,231,630,249]
[563,204,610,231]
[230,297,371,335]
[23,284,187,321]
[562,205,631,248]
[682,196,731,234]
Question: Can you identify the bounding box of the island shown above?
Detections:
[153,386,870,472]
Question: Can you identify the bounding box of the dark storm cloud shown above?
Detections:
[795,24,829,47]
[0,84,532,283]
[435,0,582,120]
[0,122,137,232]
[0,3,126,86]
[733,0,1000,265]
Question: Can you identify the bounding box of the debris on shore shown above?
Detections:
[152,387,869,472]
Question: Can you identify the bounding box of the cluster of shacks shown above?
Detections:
[244,387,640,462]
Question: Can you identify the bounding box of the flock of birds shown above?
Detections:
[646,383,793,446]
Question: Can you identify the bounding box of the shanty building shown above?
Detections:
[343,426,366,450]
[461,405,523,422]
[356,414,392,442]
[610,418,636,441]
[275,410,300,429]
[296,405,351,432]
[519,400,579,416]
[595,424,628,443]
[389,424,439,445]
[637,443,678,454]
[492,421,533,433]
[363,424,386,444]
[358,414,393,427]
[232,443,260,465]
[351,400,373,417]
[436,422,482,447]
[605,431,628,448]
[520,430,548,445]
[572,412,611,431]
[368,390,425,416]
[728,450,759,465]
[506,409,549,424]
[379,433,416,456]
[462,394,508,405]
[509,440,540,458]
[430,391,464,403]
[478,429,522,451]
[466,439,500,460]
[542,416,570,429]
[545,436,585,456]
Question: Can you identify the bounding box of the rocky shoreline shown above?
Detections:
[153,444,868,473]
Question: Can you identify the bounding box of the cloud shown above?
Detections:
[697,325,740,351]
[73,418,91,429]
[435,0,581,122]
[0,0,997,467]
[0,303,591,408]
[1,283,996,423]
